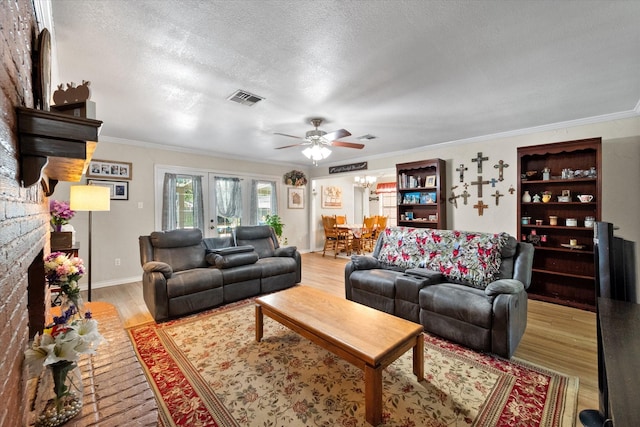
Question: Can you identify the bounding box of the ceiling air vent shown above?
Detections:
[357,134,377,140]
[227,90,264,106]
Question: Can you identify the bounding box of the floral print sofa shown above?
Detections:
[345,227,534,358]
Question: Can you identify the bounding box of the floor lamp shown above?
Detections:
[70,185,111,302]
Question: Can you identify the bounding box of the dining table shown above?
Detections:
[337,223,365,254]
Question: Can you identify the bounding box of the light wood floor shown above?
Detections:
[92,252,597,419]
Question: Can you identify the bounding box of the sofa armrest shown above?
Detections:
[142,261,173,279]
[350,255,381,270]
[485,279,524,296]
[142,271,170,322]
[404,268,443,284]
[274,246,297,257]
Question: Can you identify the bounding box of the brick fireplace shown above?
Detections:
[0,1,52,425]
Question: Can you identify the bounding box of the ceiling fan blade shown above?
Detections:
[331,141,365,149]
[323,128,351,141]
[275,143,307,150]
[274,132,304,140]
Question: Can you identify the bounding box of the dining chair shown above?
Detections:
[321,215,351,258]
[361,216,377,252]
[374,215,388,238]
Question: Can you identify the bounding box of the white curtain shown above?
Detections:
[161,173,177,230]
[215,176,242,220]
[162,173,205,232]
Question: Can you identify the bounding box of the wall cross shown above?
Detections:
[493,160,510,181]
[461,189,471,205]
[490,178,498,187]
[448,186,460,208]
[471,175,490,197]
[455,163,468,182]
[471,152,489,173]
[492,190,504,205]
[474,200,488,216]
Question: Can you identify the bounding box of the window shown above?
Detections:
[161,173,204,231]
[252,180,277,225]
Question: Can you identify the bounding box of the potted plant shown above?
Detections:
[264,214,284,241]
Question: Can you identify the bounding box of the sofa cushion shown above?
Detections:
[349,269,401,298]
[208,251,259,269]
[166,268,223,298]
[376,227,510,289]
[255,257,297,277]
[419,283,493,329]
[235,226,277,258]
[208,245,255,255]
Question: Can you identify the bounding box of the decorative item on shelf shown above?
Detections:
[542,167,551,181]
[549,216,558,226]
[283,170,308,187]
[566,218,578,227]
[542,191,552,203]
[521,216,531,225]
[52,80,91,105]
[50,200,75,232]
[585,216,595,228]
[521,190,532,203]
[577,194,594,203]
[50,200,75,249]
[536,219,543,226]
[532,194,541,203]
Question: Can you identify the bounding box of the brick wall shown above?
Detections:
[0,1,51,426]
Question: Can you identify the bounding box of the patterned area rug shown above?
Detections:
[128,299,577,427]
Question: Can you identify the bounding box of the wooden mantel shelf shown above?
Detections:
[16,107,102,195]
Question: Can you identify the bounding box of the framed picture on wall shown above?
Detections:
[87,179,129,200]
[86,159,132,180]
[322,186,342,209]
[288,188,304,209]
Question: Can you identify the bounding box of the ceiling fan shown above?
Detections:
[274,118,365,164]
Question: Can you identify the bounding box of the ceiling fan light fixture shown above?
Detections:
[302,143,332,162]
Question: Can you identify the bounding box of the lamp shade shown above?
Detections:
[70,185,111,211]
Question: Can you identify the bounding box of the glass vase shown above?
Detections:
[34,361,83,427]
[60,292,84,319]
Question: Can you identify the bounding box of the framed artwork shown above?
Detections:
[87,179,129,200]
[87,159,132,180]
[322,186,342,209]
[288,187,304,209]
[561,189,571,197]
[425,175,436,187]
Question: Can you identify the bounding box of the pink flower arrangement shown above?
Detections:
[44,252,85,308]
[50,200,75,231]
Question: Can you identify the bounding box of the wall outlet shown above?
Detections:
[115,258,121,266]
[138,202,143,209]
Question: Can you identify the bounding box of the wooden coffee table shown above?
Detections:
[255,286,424,426]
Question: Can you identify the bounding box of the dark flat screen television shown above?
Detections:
[579,221,637,427]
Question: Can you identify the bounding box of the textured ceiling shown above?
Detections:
[49,0,640,167]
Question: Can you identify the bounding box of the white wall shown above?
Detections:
[52,115,640,296]
[311,115,640,291]
[52,142,312,290]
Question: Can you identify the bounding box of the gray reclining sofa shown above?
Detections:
[139,225,301,321]
[345,227,534,358]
